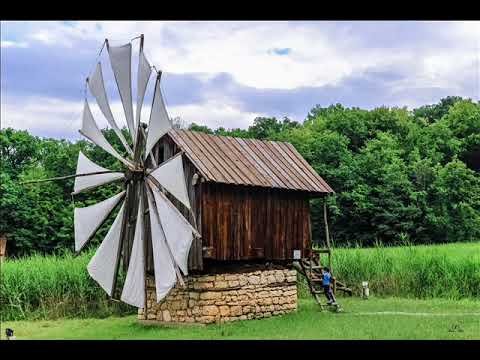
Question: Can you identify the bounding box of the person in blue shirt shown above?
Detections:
[321,267,337,305]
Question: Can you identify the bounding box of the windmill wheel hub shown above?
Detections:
[125,168,145,183]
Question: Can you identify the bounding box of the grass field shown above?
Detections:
[328,242,480,299]
[2,297,479,340]
[0,249,132,321]
[1,242,479,321]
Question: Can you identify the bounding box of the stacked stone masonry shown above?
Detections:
[138,269,297,324]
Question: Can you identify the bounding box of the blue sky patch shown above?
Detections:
[269,48,292,56]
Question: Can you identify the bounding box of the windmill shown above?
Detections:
[25,35,199,310]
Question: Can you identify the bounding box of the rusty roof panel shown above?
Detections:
[167,129,334,194]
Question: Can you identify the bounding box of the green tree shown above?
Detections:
[0,128,39,177]
[426,159,480,243]
[1,95,479,255]
[248,117,300,139]
[188,123,214,134]
[0,128,127,256]
[413,96,464,123]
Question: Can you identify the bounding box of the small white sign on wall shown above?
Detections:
[293,250,301,260]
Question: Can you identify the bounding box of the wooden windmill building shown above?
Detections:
[146,129,334,273]
[25,35,340,324]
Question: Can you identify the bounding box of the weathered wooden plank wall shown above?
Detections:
[200,183,311,261]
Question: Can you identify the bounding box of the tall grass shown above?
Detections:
[328,242,480,299]
[0,249,134,321]
[1,243,479,321]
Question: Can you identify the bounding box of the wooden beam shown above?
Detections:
[112,122,145,301]
[141,184,148,315]
[323,197,332,272]
[111,183,131,299]
[20,171,120,185]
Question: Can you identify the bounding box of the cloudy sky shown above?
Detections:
[1,21,479,140]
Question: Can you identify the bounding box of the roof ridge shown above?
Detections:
[172,128,294,146]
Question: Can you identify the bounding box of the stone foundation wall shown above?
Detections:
[138,268,297,324]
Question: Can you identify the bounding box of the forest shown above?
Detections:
[1,96,479,256]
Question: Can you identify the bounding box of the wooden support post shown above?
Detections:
[141,184,148,316]
[133,122,148,316]
[111,183,131,299]
[323,197,332,273]
[122,180,140,273]
[112,119,145,302]
[323,198,331,249]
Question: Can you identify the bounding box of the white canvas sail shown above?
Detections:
[148,154,191,210]
[73,151,124,194]
[74,191,125,252]
[80,100,133,168]
[135,49,151,132]
[75,36,199,310]
[108,43,136,141]
[87,203,125,296]
[87,62,133,155]
[120,196,145,308]
[149,183,194,275]
[146,187,176,302]
[145,76,172,157]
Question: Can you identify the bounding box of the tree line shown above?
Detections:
[1,96,479,256]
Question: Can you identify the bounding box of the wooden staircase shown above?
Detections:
[293,248,352,310]
[293,199,352,309]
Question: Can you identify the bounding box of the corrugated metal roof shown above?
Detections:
[167,129,334,194]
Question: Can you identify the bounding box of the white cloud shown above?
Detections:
[1,40,28,48]
[11,20,478,92]
[1,89,261,143]
[1,95,137,140]
[1,96,83,139]
[168,100,263,130]
[2,20,480,137]
[145,22,357,90]
[450,21,480,44]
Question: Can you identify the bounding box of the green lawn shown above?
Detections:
[2,297,479,340]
